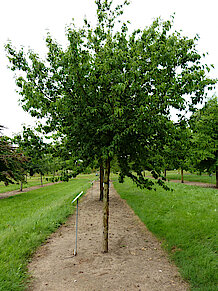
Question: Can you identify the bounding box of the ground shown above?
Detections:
[27,181,189,291]
[0,182,60,199]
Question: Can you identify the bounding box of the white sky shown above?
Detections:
[0,0,217,137]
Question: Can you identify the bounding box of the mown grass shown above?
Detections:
[0,175,95,290]
[166,171,216,185]
[0,176,53,193]
[113,178,218,291]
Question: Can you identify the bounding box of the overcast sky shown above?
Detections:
[0,0,217,137]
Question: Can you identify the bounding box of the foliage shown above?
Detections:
[162,120,193,173]
[12,126,48,177]
[0,126,26,185]
[5,0,216,190]
[190,96,218,178]
[114,177,218,290]
[0,176,93,290]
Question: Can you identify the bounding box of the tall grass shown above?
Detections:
[113,178,218,291]
[0,176,93,290]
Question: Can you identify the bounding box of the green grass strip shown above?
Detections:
[0,176,93,290]
[166,172,216,185]
[0,176,55,193]
[113,178,218,291]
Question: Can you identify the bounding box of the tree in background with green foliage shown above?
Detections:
[0,125,27,186]
[162,120,193,183]
[12,126,48,186]
[190,96,218,187]
[5,0,216,252]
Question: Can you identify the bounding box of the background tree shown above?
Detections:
[13,126,48,186]
[190,96,218,187]
[0,126,26,186]
[6,0,216,252]
[162,120,193,183]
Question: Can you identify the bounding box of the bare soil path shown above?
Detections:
[28,181,189,291]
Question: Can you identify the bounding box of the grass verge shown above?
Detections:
[0,176,94,290]
[113,178,218,291]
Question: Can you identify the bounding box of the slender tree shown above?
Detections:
[6,0,216,251]
[190,96,218,187]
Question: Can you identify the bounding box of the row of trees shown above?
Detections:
[4,0,217,252]
[0,126,85,188]
[1,95,217,187]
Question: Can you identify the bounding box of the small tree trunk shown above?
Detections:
[103,158,110,253]
[181,168,184,183]
[216,166,218,189]
[164,168,167,179]
[40,173,43,186]
[100,163,104,201]
[20,181,23,192]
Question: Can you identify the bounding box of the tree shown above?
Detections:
[6,0,216,252]
[13,126,48,185]
[162,120,193,183]
[190,96,218,187]
[0,126,27,186]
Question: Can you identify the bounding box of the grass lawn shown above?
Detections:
[113,177,218,291]
[0,175,95,290]
[0,176,53,193]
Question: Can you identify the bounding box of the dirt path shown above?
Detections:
[28,181,189,291]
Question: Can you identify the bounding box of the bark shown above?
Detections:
[100,163,104,201]
[216,166,218,189]
[20,181,23,192]
[40,173,43,186]
[103,158,110,253]
[181,168,184,183]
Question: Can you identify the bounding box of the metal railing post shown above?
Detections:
[71,191,83,256]
[74,198,79,256]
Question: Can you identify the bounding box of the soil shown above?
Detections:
[28,181,190,291]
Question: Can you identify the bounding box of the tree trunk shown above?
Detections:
[216,166,218,189]
[164,168,167,179]
[100,163,104,201]
[20,181,23,192]
[181,168,184,183]
[40,173,43,186]
[103,158,110,253]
